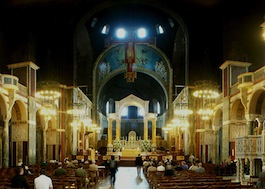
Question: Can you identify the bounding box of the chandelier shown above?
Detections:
[36,81,61,120]
[67,103,86,115]
[193,80,219,120]
[67,102,86,127]
[39,106,57,120]
[173,86,193,128]
[36,81,61,105]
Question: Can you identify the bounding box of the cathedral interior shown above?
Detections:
[0,0,265,181]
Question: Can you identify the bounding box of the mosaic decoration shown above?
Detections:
[12,124,28,141]
[97,43,169,83]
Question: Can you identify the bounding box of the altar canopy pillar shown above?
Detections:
[85,134,89,150]
[116,117,121,140]
[107,117,113,145]
[152,117,157,147]
[144,118,148,140]
[175,126,179,151]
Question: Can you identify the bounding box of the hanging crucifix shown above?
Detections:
[124,41,137,82]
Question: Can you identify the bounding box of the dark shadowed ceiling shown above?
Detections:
[0,0,265,110]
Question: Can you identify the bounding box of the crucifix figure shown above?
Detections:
[124,41,137,82]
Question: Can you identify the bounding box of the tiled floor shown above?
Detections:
[94,167,149,189]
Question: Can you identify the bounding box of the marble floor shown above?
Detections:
[93,167,149,189]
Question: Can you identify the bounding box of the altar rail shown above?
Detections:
[235,135,263,159]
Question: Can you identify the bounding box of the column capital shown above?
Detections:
[146,113,157,120]
[245,114,258,121]
[107,113,118,120]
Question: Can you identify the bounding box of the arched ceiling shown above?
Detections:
[75,1,182,116]
[98,72,166,115]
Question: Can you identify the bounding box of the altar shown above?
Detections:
[107,131,145,157]
[121,131,141,156]
[121,148,141,157]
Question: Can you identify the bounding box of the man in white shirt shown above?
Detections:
[34,168,53,189]
[156,161,165,172]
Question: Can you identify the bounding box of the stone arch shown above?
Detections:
[0,93,8,120]
[213,107,222,129]
[248,88,265,115]
[10,99,28,166]
[11,100,27,121]
[94,45,170,116]
[116,94,149,117]
[231,98,245,121]
[230,98,246,139]
[74,0,190,123]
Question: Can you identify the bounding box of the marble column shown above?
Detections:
[245,114,255,136]
[151,118,157,151]
[107,117,113,151]
[116,117,121,140]
[175,126,179,151]
[85,134,89,150]
[213,130,218,164]
[72,127,77,155]
[236,159,240,182]
[144,118,148,140]
[42,120,48,162]
[2,118,10,168]
[240,158,245,183]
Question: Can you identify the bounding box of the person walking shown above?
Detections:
[257,166,265,188]
[11,166,30,189]
[34,167,53,189]
[135,154,143,178]
[109,155,118,185]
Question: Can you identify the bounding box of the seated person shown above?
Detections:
[181,161,189,170]
[164,161,175,176]
[147,162,157,178]
[75,163,89,188]
[188,162,198,171]
[54,162,67,176]
[88,160,99,183]
[195,162,206,173]
[156,161,165,172]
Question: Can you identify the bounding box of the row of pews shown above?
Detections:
[147,170,255,189]
[0,163,105,189]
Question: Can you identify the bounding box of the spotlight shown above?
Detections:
[116,28,126,39]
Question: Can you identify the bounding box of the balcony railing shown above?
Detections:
[236,135,263,159]
[237,72,254,89]
[0,74,19,91]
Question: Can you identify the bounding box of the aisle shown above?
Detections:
[95,167,149,189]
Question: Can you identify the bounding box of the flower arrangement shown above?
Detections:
[141,140,151,152]
[113,139,122,151]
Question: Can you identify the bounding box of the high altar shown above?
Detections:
[106,94,158,156]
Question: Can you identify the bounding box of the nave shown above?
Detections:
[0,164,257,189]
